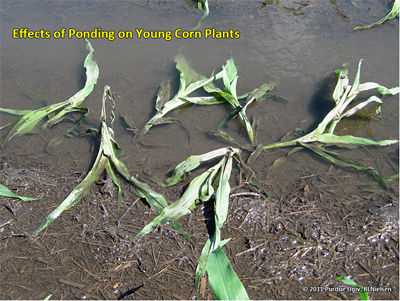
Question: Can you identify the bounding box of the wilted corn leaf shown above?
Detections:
[138,53,224,139]
[1,39,98,148]
[1,101,68,148]
[301,142,387,189]
[155,79,171,112]
[193,0,209,30]
[354,0,399,30]
[133,147,241,240]
[208,70,277,145]
[42,40,99,131]
[264,60,399,150]
[0,108,34,116]
[33,146,108,234]
[34,86,187,237]
[0,183,37,201]
[133,158,226,241]
[165,147,237,186]
[263,60,398,188]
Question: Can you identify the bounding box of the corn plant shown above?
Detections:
[134,147,254,300]
[139,53,280,145]
[193,0,209,30]
[263,60,399,188]
[138,53,225,139]
[0,39,99,148]
[34,86,188,240]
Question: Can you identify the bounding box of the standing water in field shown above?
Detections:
[0,1,398,300]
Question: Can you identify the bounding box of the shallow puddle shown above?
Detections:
[0,0,399,300]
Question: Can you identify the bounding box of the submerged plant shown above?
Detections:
[263,60,399,188]
[139,52,280,145]
[134,147,263,299]
[193,0,210,30]
[0,39,99,148]
[354,0,399,30]
[34,86,188,239]
[0,183,37,201]
[138,53,225,139]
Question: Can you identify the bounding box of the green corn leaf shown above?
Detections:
[105,160,123,211]
[302,143,387,189]
[43,294,52,301]
[214,153,233,229]
[1,39,98,148]
[244,82,276,104]
[193,0,209,30]
[308,133,398,146]
[42,39,99,131]
[207,246,250,300]
[267,146,305,169]
[133,160,224,241]
[195,238,230,299]
[336,276,369,300]
[264,60,399,185]
[0,121,18,131]
[155,79,171,112]
[364,173,399,186]
[1,101,68,147]
[33,149,108,234]
[0,183,38,201]
[0,108,34,116]
[164,147,238,186]
[353,0,399,30]
[23,91,48,107]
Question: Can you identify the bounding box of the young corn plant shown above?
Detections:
[138,53,280,145]
[193,0,210,30]
[33,86,188,240]
[263,60,399,188]
[0,39,99,148]
[137,53,225,139]
[134,147,256,300]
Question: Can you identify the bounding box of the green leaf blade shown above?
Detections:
[207,246,250,300]
[0,183,38,201]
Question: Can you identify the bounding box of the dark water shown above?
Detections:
[1,1,398,184]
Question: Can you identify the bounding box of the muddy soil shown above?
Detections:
[0,151,398,300]
[0,0,399,300]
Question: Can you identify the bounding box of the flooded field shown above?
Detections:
[0,0,399,300]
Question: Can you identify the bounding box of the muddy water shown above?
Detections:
[0,0,399,300]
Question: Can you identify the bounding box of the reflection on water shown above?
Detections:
[0,0,398,193]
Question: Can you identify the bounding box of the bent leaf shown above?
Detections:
[0,183,38,201]
[263,60,398,188]
[1,39,98,148]
[354,0,399,30]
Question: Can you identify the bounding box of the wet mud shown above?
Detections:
[0,153,398,300]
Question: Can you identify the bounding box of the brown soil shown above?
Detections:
[0,152,398,300]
